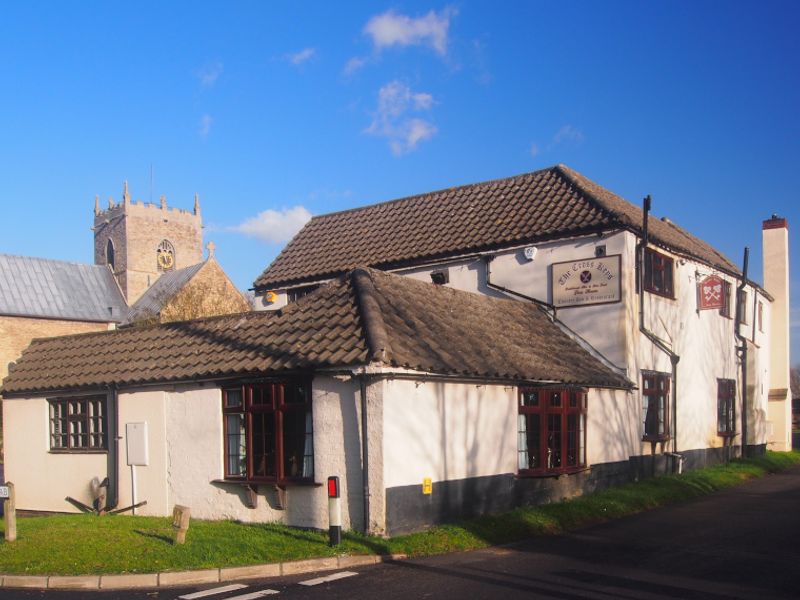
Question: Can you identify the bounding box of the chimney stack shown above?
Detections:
[762,215,791,451]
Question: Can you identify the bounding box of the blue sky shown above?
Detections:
[0,1,798,362]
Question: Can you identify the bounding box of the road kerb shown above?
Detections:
[280,556,338,576]
[220,563,282,581]
[338,555,381,568]
[2,575,49,588]
[48,575,100,589]
[0,553,405,589]
[158,569,220,586]
[101,573,160,589]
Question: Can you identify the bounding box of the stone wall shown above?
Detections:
[0,315,111,388]
[94,194,203,303]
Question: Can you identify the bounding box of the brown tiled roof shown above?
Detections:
[254,164,739,289]
[2,268,631,396]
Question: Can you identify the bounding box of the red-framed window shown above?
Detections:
[222,380,314,483]
[643,248,674,298]
[717,379,736,436]
[642,371,670,441]
[518,387,587,476]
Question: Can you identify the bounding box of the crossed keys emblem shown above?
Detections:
[703,283,722,302]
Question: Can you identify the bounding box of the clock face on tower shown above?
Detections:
[157,240,176,271]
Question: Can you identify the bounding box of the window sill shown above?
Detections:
[211,479,322,488]
[49,449,108,454]
[516,466,590,479]
[644,288,675,300]
[642,435,671,443]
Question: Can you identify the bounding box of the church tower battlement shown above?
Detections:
[93,181,203,303]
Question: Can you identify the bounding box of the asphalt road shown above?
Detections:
[4,465,800,600]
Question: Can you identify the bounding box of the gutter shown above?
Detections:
[637,195,681,459]
[734,248,750,458]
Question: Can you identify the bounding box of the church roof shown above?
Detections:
[123,261,206,325]
[0,254,127,323]
[254,164,740,289]
[2,267,631,396]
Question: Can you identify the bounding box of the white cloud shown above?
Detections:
[530,143,540,158]
[286,47,316,66]
[553,124,585,145]
[343,56,368,75]
[199,114,213,138]
[196,61,223,87]
[365,81,438,155]
[364,8,456,56]
[233,206,313,244]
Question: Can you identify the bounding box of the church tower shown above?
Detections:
[93,182,203,303]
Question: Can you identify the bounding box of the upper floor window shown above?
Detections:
[643,248,674,298]
[157,239,176,271]
[223,380,314,483]
[758,301,764,332]
[49,395,107,452]
[720,280,733,318]
[642,371,670,441]
[736,289,748,324]
[518,387,587,476]
[717,379,736,436]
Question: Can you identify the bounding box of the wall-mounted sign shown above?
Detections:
[698,275,724,310]
[551,255,622,307]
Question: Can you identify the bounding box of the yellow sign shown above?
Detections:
[422,478,432,495]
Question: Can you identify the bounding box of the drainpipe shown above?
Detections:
[358,375,370,534]
[734,248,750,458]
[107,385,120,510]
[637,195,681,465]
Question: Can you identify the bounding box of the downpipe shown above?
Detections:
[638,195,682,472]
[734,248,750,459]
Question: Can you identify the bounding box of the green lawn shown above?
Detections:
[1,451,798,576]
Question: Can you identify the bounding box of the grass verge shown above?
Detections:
[1,451,798,576]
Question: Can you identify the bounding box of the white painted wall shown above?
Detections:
[381,378,635,490]
[2,396,107,512]
[117,389,169,515]
[382,379,516,489]
[158,376,364,529]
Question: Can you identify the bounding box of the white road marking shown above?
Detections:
[298,571,359,586]
[225,590,280,599]
[179,584,248,599]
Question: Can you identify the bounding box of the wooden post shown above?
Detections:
[4,482,16,542]
[172,504,190,545]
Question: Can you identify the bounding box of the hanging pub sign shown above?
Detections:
[698,275,725,310]
[551,254,622,307]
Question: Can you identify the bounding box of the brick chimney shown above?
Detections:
[762,215,791,451]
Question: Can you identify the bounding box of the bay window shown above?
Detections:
[223,380,314,482]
